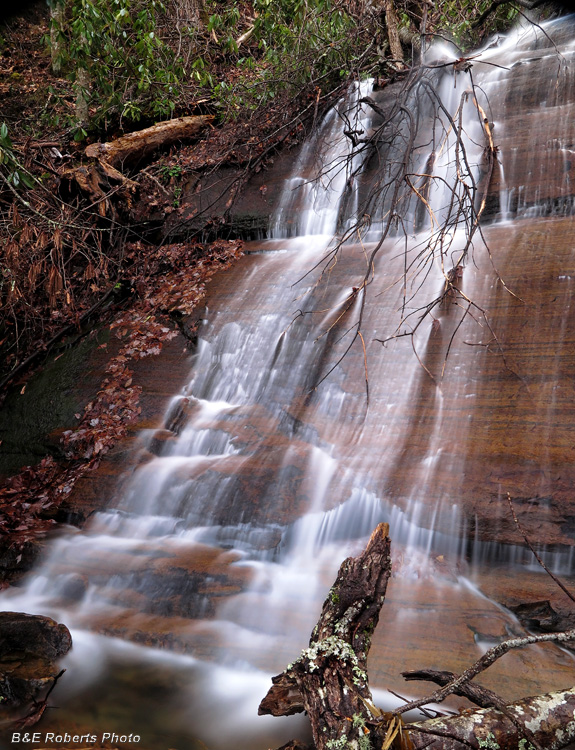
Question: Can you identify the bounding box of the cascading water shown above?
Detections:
[271,79,374,238]
[4,16,575,750]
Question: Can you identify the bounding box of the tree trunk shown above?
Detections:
[75,68,90,128]
[49,1,65,76]
[173,0,202,26]
[383,0,404,67]
[84,115,214,169]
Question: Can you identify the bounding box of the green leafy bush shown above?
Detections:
[242,0,359,108]
[46,0,526,134]
[0,123,34,189]
[49,0,185,130]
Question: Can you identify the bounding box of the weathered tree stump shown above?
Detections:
[259,522,392,750]
[61,159,137,218]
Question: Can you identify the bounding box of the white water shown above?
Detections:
[271,79,374,238]
[4,17,575,750]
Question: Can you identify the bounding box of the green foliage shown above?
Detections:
[157,163,184,206]
[49,0,184,129]
[352,714,366,729]
[0,123,35,190]
[45,0,525,133]
[207,2,242,54]
[159,164,183,182]
[200,0,361,115]
[429,0,519,50]
[250,0,357,104]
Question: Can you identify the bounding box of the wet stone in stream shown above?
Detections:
[0,612,72,724]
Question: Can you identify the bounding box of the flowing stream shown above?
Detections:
[4,16,575,750]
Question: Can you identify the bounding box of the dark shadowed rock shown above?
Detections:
[0,611,72,661]
[0,612,72,713]
[510,600,561,632]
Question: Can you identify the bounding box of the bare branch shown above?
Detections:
[394,629,575,716]
[507,493,575,606]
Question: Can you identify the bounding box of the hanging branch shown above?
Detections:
[506,493,575,606]
[290,52,514,391]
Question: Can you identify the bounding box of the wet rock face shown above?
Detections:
[0,611,72,661]
[485,18,575,219]
[0,540,44,586]
[163,148,300,241]
[0,612,71,714]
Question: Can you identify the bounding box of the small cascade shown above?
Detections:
[271,79,374,238]
[4,16,575,750]
[481,20,575,218]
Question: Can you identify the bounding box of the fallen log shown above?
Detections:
[62,115,213,214]
[260,525,575,750]
[407,687,575,750]
[84,114,214,169]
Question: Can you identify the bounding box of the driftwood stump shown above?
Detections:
[260,522,392,750]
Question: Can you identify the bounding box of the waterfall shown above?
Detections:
[271,79,374,238]
[3,16,575,750]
